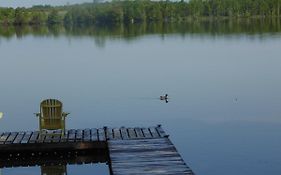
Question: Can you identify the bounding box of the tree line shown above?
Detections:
[0,0,280,25]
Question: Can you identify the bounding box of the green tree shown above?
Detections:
[0,8,15,24]
[146,2,163,21]
[47,10,62,24]
[188,0,204,17]
[30,12,47,24]
[14,8,30,25]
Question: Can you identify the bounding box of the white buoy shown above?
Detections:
[0,112,3,119]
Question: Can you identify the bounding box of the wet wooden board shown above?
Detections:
[52,130,62,143]
[44,131,53,143]
[107,128,114,140]
[21,131,32,144]
[0,132,11,144]
[13,132,25,144]
[127,128,137,139]
[134,128,144,139]
[155,125,168,138]
[68,129,76,142]
[76,129,83,141]
[120,127,129,140]
[113,128,122,140]
[149,127,160,138]
[29,131,39,143]
[98,128,106,141]
[5,132,18,144]
[91,128,98,141]
[108,138,194,175]
[83,128,91,142]
[142,128,152,138]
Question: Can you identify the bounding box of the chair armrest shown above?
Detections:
[62,112,70,117]
[34,113,40,117]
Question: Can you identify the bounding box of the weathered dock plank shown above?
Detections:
[83,128,91,142]
[68,129,76,142]
[98,128,106,141]
[0,132,10,144]
[91,128,98,141]
[52,130,62,143]
[134,127,144,139]
[29,131,39,143]
[107,127,114,140]
[76,129,83,141]
[155,125,168,138]
[44,131,53,143]
[21,131,32,144]
[5,132,18,144]
[60,130,68,142]
[108,138,194,175]
[120,127,129,140]
[13,132,25,144]
[113,128,122,140]
[142,128,152,138]
[149,127,160,138]
[128,128,137,139]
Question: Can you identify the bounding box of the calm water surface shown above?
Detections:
[0,20,281,175]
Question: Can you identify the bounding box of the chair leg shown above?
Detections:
[39,130,43,140]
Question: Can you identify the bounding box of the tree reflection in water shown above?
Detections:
[0,18,280,47]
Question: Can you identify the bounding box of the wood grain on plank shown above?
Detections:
[108,138,194,175]
[98,128,106,141]
[91,128,98,141]
[120,127,129,140]
[83,128,91,141]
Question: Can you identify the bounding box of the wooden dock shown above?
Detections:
[0,126,194,175]
[108,138,193,175]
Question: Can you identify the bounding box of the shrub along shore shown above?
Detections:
[0,0,280,25]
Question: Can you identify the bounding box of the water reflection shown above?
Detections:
[0,18,281,44]
[41,165,67,175]
[0,149,108,175]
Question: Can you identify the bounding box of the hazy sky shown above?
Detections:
[0,0,94,7]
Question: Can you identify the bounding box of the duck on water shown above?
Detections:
[160,94,168,100]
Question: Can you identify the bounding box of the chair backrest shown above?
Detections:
[40,99,63,119]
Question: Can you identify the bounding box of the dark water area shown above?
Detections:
[0,19,281,175]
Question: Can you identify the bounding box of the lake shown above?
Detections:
[0,19,281,175]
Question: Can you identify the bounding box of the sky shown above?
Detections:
[0,0,94,8]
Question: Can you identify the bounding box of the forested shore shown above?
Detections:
[0,0,280,25]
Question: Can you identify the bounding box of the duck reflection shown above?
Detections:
[41,165,67,175]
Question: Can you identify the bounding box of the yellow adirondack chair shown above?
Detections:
[35,99,69,135]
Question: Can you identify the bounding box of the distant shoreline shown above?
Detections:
[1,15,280,27]
[0,0,280,26]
